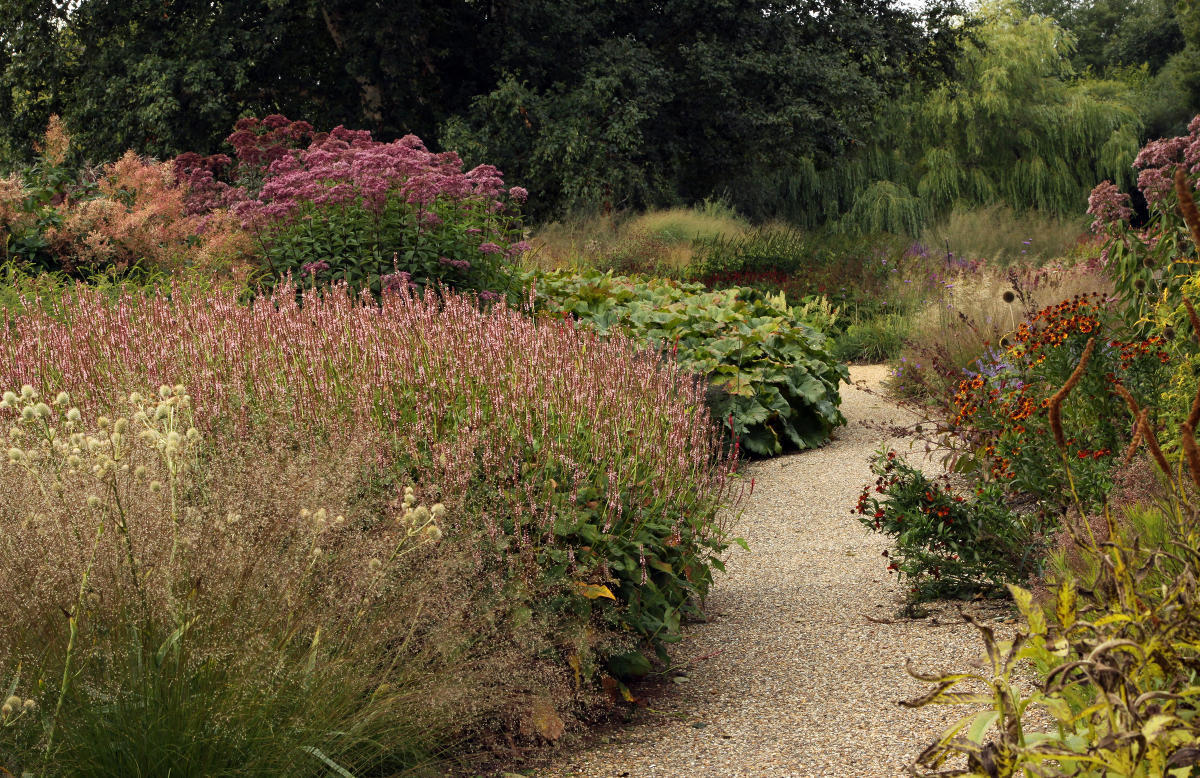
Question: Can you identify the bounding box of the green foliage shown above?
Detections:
[903,500,1200,776]
[846,180,927,236]
[856,449,1038,601]
[833,314,910,363]
[773,0,1143,234]
[0,0,490,166]
[439,0,967,219]
[264,193,518,298]
[525,269,849,457]
[1022,0,1187,81]
[0,0,967,222]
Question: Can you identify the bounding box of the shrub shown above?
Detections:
[0,119,253,281]
[525,268,848,457]
[946,295,1166,512]
[175,115,529,296]
[855,449,1037,602]
[1087,117,1200,315]
[1090,121,1200,452]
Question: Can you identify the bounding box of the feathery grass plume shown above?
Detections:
[1175,167,1200,253]
[1048,337,1096,450]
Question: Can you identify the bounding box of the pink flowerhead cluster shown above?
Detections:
[173,116,523,233]
[172,152,245,217]
[226,115,316,168]
[381,271,412,291]
[506,240,533,258]
[477,242,504,255]
[1130,115,1200,207]
[439,257,471,271]
[0,281,732,565]
[1086,180,1133,233]
[231,126,510,228]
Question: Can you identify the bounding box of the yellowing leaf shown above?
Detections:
[1143,714,1181,739]
[530,698,565,741]
[567,651,582,690]
[575,582,616,600]
[1056,580,1077,631]
[1009,584,1046,635]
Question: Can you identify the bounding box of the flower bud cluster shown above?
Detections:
[0,693,36,722]
[397,485,445,543]
[0,383,203,510]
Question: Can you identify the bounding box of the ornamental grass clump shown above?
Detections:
[175,115,530,296]
[0,385,484,775]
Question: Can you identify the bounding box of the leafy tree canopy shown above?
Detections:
[1019,0,1200,136]
[772,0,1143,233]
[0,0,967,219]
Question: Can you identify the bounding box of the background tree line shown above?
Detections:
[1,0,1197,229]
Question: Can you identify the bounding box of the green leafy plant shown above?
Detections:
[525,268,848,456]
[834,313,909,363]
[176,116,530,297]
[856,449,1038,602]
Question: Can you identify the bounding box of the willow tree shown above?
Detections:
[777,0,1143,233]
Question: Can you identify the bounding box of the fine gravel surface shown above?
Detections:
[525,364,1018,778]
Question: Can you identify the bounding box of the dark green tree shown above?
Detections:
[0,0,965,220]
[0,0,485,165]
[442,0,967,218]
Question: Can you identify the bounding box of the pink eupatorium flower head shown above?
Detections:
[381,271,412,291]
[1086,181,1133,233]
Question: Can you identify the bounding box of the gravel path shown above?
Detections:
[526,364,1014,778]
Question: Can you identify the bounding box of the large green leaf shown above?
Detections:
[529,268,847,456]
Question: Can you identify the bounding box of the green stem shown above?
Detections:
[43,520,103,771]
